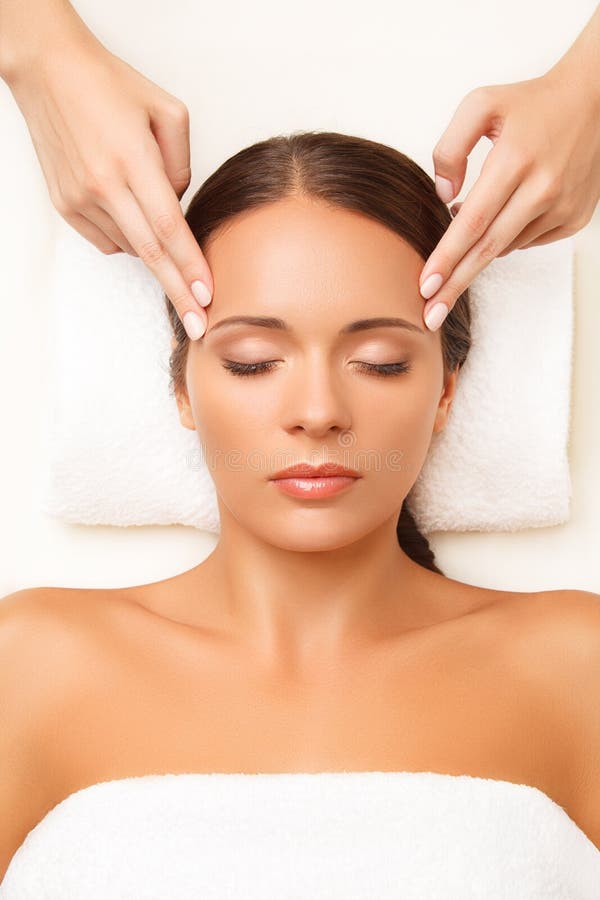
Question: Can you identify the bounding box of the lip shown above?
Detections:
[269,462,361,500]
[270,475,359,499]
[270,462,361,479]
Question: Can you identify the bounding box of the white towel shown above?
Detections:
[39,217,574,534]
[407,236,574,532]
[1,770,598,898]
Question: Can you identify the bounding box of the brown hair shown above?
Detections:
[166,130,472,575]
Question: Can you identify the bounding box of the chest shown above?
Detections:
[51,613,560,800]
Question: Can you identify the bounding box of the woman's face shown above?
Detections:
[174,195,458,551]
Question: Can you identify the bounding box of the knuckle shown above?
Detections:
[83,169,111,199]
[538,172,563,205]
[562,224,579,238]
[139,238,166,266]
[52,192,70,217]
[514,150,534,177]
[572,209,591,232]
[432,144,455,171]
[492,145,530,179]
[554,222,579,239]
[168,100,189,127]
[462,208,488,237]
[465,84,497,111]
[429,251,452,276]
[153,212,179,241]
[63,186,88,211]
[466,84,490,104]
[476,234,502,262]
[172,166,192,194]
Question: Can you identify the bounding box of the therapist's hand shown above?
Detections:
[419,9,600,331]
[2,3,212,341]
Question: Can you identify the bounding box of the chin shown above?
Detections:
[251,518,374,553]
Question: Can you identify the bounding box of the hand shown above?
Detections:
[5,13,212,341]
[419,66,600,332]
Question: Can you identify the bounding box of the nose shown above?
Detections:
[280,352,353,439]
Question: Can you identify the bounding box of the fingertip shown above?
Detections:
[435,175,455,204]
[420,272,444,300]
[182,310,207,341]
[191,279,212,307]
[424,301,449,332]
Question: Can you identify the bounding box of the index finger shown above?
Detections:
[127,162,214,308]
[419,148,525,300]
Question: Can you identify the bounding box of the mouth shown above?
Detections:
[270,476,359,498]
[270,462,361,480]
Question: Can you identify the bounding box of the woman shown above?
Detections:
[1,130,599,896]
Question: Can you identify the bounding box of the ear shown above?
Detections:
[432,365,459,434]
[174,384,196,431]
[169,335,196,430]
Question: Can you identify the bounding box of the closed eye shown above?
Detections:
[355,361,412,377]
[221,360,412,377]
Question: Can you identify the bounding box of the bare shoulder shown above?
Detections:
[530,586,600,627]
[508,588,600,850]
[0,583,116,722]
[0,585,110,684]
[0,586,109,883]
[0,585,88,682]
[483,585,600,648]
[498,587,600,712]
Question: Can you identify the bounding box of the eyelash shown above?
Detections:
[222,360,412,378]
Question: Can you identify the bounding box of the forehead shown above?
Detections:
[202,197,425,324]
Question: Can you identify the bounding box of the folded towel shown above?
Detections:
[407,236,574,532]
[39,217,574,534]
[2,770,598,898]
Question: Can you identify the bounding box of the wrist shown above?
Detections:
[0,0,89,86]
[544,10,600,115]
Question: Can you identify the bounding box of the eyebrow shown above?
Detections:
[206,315,426,337]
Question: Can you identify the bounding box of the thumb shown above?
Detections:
[148,100,192,199]
[432,85,500,204]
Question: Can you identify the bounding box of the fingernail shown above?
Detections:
[183,310,206,340]
[420,272,444,300]
[435,175,455,204]
[191,280,212,307]
[424,302,449,332]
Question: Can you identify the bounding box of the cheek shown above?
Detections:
[186,373,277,479]
[362,372,440,438]
[356,378,442,489]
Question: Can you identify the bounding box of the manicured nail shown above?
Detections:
[435,175,455,203]
[191,280,212,306]
[420,272,444,300]
[424,302,449,332]
[183,310,206,340]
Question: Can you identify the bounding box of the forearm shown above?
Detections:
[0,0,92,84]
[546,5,600,109]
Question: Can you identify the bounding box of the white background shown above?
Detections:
[1,0,598,596]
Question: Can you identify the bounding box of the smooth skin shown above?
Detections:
[1,196,600,882]
[1,2,599,336]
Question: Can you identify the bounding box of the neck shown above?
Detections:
[193,511,431,671]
